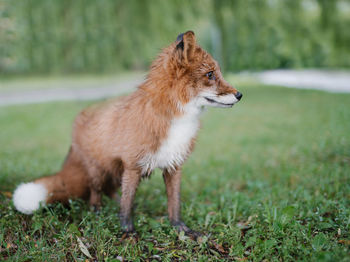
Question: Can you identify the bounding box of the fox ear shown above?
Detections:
[176,31,196,64]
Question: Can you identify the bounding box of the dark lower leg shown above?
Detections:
[119,169,140,233]
[163,168,200,238]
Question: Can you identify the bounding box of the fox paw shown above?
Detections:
[120,217,135,233]
[90,204,101,214]
[172,221,202,240]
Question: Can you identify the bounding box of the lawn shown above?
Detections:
[0,82,349,261]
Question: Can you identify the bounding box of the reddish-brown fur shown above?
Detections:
[30,31,240,235]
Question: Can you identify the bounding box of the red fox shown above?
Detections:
[13,31,242,236]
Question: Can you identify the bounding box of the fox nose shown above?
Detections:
[235,91,243,101]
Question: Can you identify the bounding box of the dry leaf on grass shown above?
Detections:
[1,191,12,198]
[237,215,255,229]
[210,240,228,254]
[234,257,248,261]
[120,233,138,244]
[77,237,92,259]
[338,239,350,245]
[6,243,17,250]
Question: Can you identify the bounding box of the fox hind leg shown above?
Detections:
[103,174,122,204]
[87,165,106,210]
[109,158,124,204]
[88,159,124,211]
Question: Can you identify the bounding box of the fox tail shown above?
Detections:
[13,154,89,214]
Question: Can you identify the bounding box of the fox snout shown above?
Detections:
[216,80,242,102]
[198,81,242,108]
[235,91,243,101]
[228,86,243,101]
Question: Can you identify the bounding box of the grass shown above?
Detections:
[0,82,350,261]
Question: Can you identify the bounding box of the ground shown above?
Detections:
[0,78,349,261]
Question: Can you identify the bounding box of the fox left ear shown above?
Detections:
[176,31,196,64]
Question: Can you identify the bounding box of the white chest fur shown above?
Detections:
[140,103,202,173]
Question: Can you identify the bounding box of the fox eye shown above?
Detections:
[206,71,215,80]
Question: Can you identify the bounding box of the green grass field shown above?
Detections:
[0,82,350,261]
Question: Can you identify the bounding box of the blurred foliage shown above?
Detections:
[0,0,350,75]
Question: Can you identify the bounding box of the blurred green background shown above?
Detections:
[1,1,350,260]
[1,0,350,75]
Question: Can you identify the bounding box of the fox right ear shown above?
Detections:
[176,31,196,64]
[176,33,184,50]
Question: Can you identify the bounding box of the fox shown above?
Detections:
[13,31,242,236]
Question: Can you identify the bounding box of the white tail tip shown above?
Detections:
[13,182,48,214]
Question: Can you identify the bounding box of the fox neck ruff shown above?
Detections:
[139,98,203,175]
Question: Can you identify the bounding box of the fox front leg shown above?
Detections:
[119,169,140,233]
[163,168,201,239]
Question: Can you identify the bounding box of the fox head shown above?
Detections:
[146,31,242,112]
